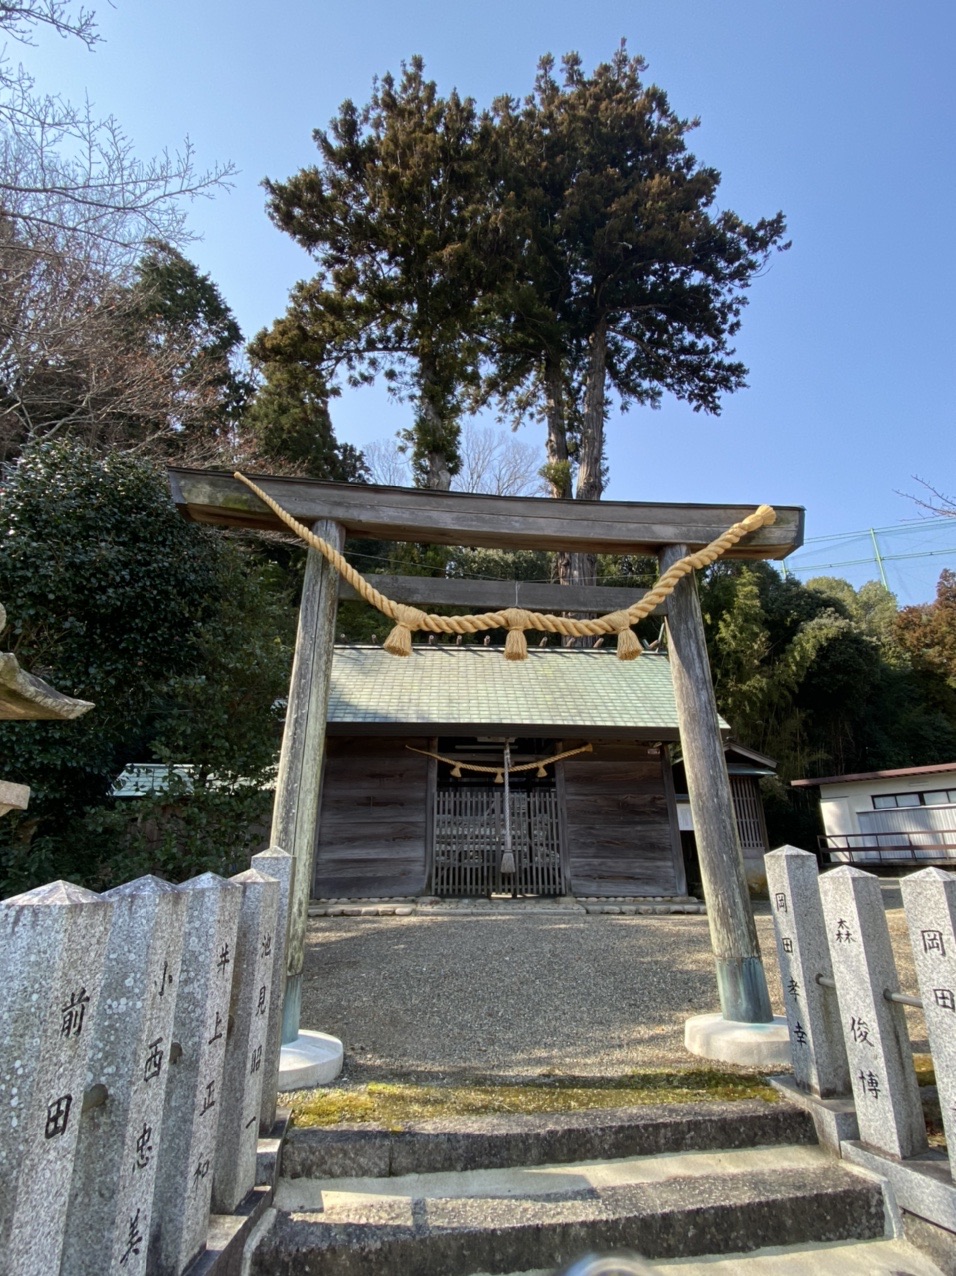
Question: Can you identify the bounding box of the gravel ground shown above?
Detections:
[299,881,929,1083]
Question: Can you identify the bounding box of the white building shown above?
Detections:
[792,763,956,865]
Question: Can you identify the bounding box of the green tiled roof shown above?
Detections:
[328,645,727,734]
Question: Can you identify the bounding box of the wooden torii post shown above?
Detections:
[168,468,804,1039]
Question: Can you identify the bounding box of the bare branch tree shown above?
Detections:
[907,477,956,518]
[0,2,234,256]
[0,219,240,463]
[0,2,97,47]
[452,424,545,496]
[0,3,242,463]
[363,437,412,487]
[364,423,545,496]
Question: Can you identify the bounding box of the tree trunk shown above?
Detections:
[424,446,453,490]
[570,320,607,591]
[543,357,572,497]
[543,356,574,588]
[418,356,455,490]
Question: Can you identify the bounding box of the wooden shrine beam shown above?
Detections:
[168,468,804,560]
[337,575,668,616]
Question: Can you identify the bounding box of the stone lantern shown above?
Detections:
[0,602,94,816]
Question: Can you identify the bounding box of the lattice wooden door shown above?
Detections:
[431,786,566,896]
[730,775,768,855]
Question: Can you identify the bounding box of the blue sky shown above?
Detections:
[31,0,956,601]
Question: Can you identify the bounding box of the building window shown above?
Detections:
[873,790,956,810]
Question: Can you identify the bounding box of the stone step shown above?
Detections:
[659,1236,944,1273]
[251,1151,883,1275]
[277,1140,833,1211]
[280,1100,817,1181]
[475,1236,944,1275]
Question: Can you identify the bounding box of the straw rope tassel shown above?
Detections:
[503,609,533,662]
[232,472,776,660]
[605,610,641,661]
[383,603,428,657]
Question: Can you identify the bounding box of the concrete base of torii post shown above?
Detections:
[278,1031,344,1091]
[684,1012,792,1067]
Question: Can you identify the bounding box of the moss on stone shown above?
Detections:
[913,1054,935,1087]
[289,1069,779,1128]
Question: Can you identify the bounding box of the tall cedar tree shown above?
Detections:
[488,48,788,583]
[259,48,785,567]
[258,58,498,488]
[243,359,369,481]
[125,242,255,457]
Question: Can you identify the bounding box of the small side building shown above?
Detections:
[793,762,956,865]
[673,743,777,892]
[313,645,718,900]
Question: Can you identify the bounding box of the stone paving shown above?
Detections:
[300,879,928,1083]
[308,895,706,919]
[300,898,782,1082]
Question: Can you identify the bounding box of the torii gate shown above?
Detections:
[168,468,804,1059]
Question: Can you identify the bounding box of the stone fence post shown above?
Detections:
[212,868,279,1214]
[147,873,241,1276]
[0,881,113,1276]
[765,847,850,1098]
[901,867,956,1181]
[1,863,291,1276]
[818,866,926,1160]
[62,875,187,1276]
[251,846,294,1133]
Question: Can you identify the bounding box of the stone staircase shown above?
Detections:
[245,1100,948,1274]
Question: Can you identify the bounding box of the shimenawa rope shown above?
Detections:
[233,472,775,662]
[405,742,593,783]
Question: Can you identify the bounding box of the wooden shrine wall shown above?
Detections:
[314,736,688,900]
[313,737,430,898]
[562,743,685,897]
